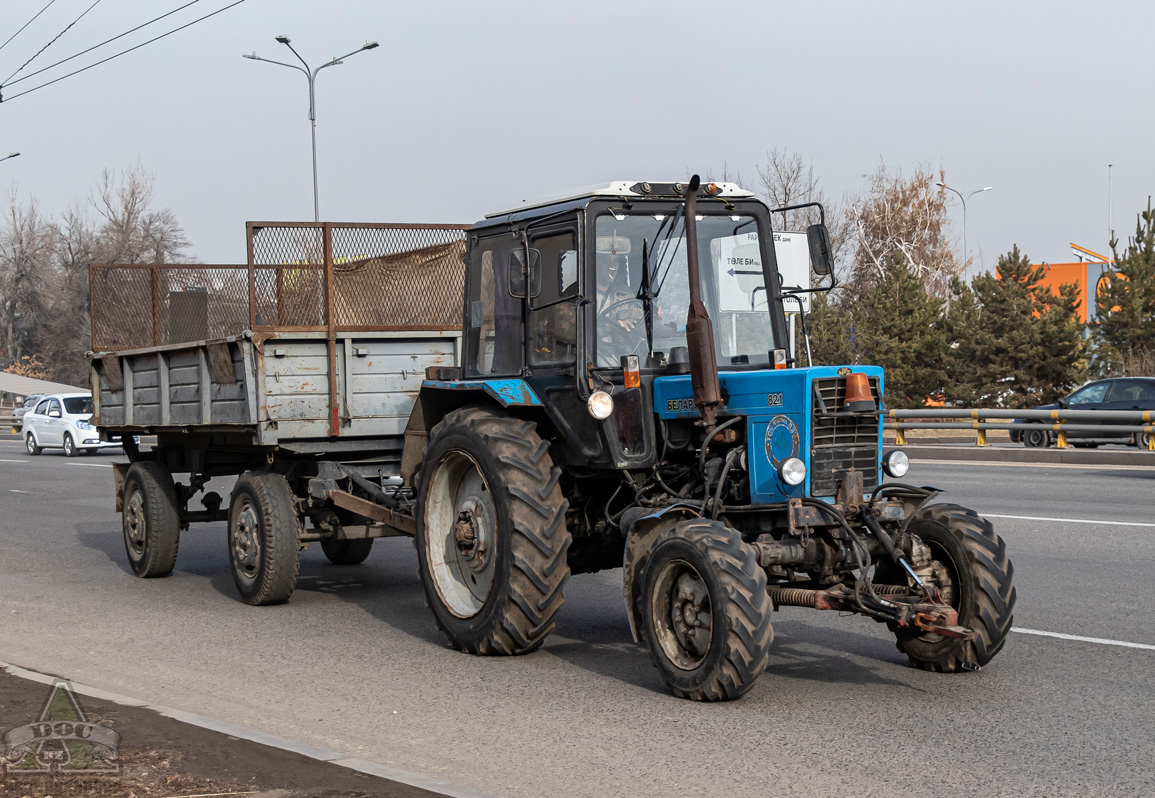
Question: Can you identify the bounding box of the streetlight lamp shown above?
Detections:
[244,37,378,222]
[0,152,19,164]
[936,181,992,271]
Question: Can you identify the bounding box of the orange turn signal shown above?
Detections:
[621,355,641,389]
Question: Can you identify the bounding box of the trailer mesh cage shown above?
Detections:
[90,222,469,351]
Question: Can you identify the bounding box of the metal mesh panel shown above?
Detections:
[91,267,154,350]
[90,222,470,350]
[249,223,468,331]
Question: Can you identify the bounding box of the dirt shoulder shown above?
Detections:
[0,668,445,798]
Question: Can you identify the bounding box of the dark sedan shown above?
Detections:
[1011,377,1155,449]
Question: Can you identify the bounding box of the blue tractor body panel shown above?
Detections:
[653,366,885,502]
[422,378,544,408]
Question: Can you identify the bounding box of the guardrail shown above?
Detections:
[886,408,1155,451]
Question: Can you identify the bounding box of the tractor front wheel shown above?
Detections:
[888,504,1016,672]
[639,519,774,701]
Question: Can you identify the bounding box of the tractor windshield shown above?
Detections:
[594,210,780,368]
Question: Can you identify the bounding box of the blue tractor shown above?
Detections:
[404,176,1016,700]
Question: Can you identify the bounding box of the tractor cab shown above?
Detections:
[442,180,821,475]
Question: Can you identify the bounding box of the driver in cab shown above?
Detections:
[595,237,646,365]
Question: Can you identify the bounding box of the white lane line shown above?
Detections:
[0,459,26,463]
[1013,627,1155,651]
[8,489,37,494]
[65,462,113,468]
[984,513,1155,529]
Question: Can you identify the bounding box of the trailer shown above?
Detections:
[91,222,467,602]
[92,183,1016,700]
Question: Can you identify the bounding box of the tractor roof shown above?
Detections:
[482,180,755,221]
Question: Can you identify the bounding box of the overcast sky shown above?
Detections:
[2,1,1152,272]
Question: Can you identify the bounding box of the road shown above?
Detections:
[1,440,1153,797]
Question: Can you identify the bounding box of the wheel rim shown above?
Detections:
[25,435,34,453]
[1025,429,1045,447]
[124,487,147,562]
[650,558,713,670]
[231,497,262,584]
[424,450,497,618]
[64,436,73,455]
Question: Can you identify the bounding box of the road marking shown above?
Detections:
[913,459,1154,471]
[9,489,37,494]
[0,459,25,463]
[1013,627,1155,651]
[65,462,112,468]
[983,513,1155,529]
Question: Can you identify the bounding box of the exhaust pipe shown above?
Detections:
[683,175,722,430]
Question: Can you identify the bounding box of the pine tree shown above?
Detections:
[950,246,1086,407]
[847,257,946,408]
[1093,199,1155,376]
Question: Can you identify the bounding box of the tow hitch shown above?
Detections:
[766,584,976,640]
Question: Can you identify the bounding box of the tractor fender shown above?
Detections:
[622,504,702,642]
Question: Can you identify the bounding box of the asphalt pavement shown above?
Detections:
[1,439,1153,797]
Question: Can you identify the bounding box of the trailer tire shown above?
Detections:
[415,406,571,655]
[639,519,773,701]
[320,538,374,565]
[122,461,181,578]
[887,504,1016,672]
[228,471,301,606]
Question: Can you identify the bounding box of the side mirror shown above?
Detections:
[806,223,834,277]
[1057,396,1070,408]
[508,248,542,299]
[49,409,61,418]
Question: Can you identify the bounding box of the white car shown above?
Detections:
[23,393,122,456]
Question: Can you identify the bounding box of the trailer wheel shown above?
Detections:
[888,504,1016,672]
[321,538,374,565]
[122,461,181,578]
[1022,425,1049,448]
[228,471,301,606]
[639,519,773,701]
[415,406,571,655]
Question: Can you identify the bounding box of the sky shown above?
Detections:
[1,0,1153,273]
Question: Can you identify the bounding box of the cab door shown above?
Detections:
[43,397,65,446]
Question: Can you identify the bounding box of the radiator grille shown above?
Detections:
[810,376,881,497]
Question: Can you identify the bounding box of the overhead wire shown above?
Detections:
[0,0,59,56]
[0,0,248,104]
[4,0,203,89]
[3,0,103,86]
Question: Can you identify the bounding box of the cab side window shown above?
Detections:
[464,236,524,377]
[34,400,50,415]
[528,231,578,366]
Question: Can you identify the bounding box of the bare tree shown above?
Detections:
[847,162,960,297]
[755,149,854,279]
[0,192,57,368]
[93,164,190,265]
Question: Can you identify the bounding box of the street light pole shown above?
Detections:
[0,152,19,164]
[244,37,378,223]
[936,181,992,271]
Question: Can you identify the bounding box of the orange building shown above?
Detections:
[1031,245,1112,323]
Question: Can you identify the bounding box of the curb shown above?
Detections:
[1,660,493,798]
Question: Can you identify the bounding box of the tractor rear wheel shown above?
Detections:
[415,406,571,655]
[639,519,773,701]
[887,504,1016,672]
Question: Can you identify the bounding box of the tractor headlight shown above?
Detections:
[778,457,807,486]
[587,390,615,420]
[882,449,910,478]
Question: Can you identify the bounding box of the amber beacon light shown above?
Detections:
[843,372,875,413]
